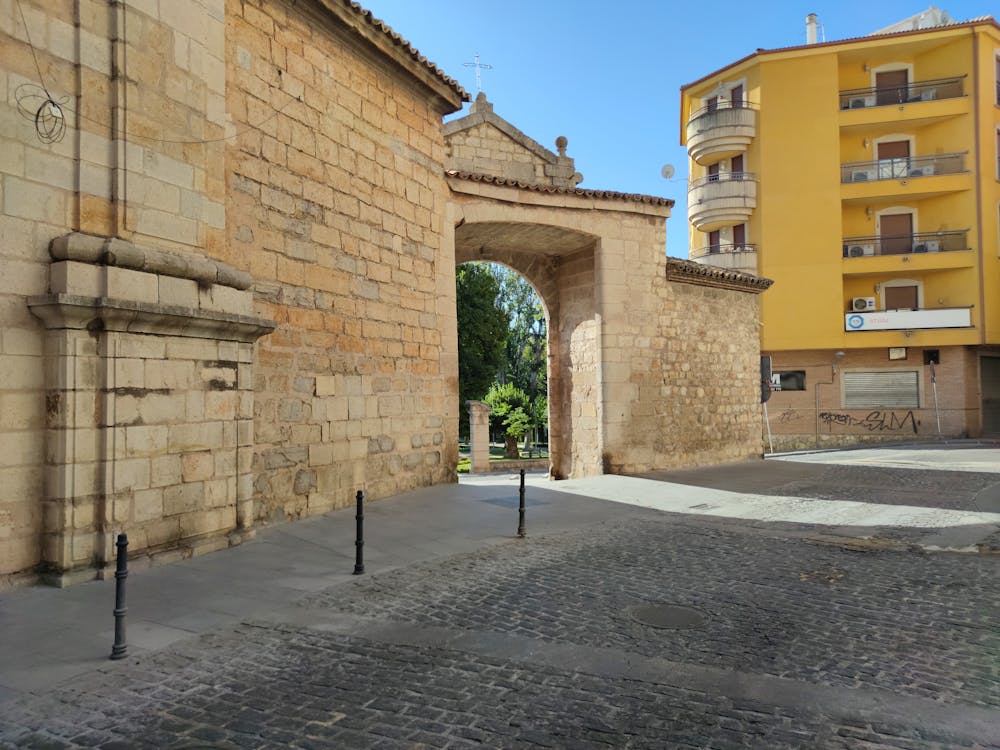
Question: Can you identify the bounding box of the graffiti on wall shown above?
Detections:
[818,410,919,434]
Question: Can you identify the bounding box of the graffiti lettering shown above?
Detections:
[775,407,799,424]
[818,410,919,434]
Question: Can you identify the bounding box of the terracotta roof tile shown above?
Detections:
[681,16,999,92]
[445,170,675,207]
[665,257,773,294]
[342,1,469,101]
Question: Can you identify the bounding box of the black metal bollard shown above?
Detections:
[517,469,526,538]
[353,490,365,575]
[110,533,128,660]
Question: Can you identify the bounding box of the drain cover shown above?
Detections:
[629,603,706,629]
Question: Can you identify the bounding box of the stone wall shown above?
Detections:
[29,234,272,584]
[450,177,768,478]
[0,0,232,585]
[444,93,581,188]
[599,241,765,474]
[604,276,764,472]
[225,0,464,523]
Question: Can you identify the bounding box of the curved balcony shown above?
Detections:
[690,242,758,274]
[688,172,757,232]
[686,101,757,165]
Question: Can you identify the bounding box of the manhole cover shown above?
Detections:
[629,604,706,629]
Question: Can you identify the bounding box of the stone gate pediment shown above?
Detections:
[444,93,582,188]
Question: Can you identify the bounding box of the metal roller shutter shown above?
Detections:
[843,371,919,408]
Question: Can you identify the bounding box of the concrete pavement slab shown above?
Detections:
[772,445,1000,472]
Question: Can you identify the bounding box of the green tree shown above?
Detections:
[484,382,533,458]
[490,266,547,397]
[456,264,509,437]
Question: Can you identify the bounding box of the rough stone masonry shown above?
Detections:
[0,0,770,586]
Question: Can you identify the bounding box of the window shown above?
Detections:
[881,278,922,310]
[706,96,718,113]
[843,371,919,408]
[996,128,1000,179]
[731,84,744,108]
[731,154,744,178]
[732,223,746,249]
[923,349,940,366]
[707,163,720,182]
[995,54,1000,105]
[708,230,721,253]
[771,371,806,391]
[884,284,918,310]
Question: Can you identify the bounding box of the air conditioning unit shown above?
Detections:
[851,169,875,182]
[852,296,877,312]
[847,244,875,257]
[849,96,873,109]
[908,165,935,177]
[913,240,941,253]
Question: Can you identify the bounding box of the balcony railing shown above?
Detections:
[841,152,966,183]
[687,172,757,231]
[690,242,757,259]
[686,100,757,164]
[842,230,968,257]
[839,76,964,110]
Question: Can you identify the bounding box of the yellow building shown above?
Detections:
[681,10,1000,449]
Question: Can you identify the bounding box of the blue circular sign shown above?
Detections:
[847,314,865,330]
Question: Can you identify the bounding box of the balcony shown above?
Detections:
[841,153,966,183]
[690,243,758,273]
[686,100,757,165]
[688,172,757,232]
[842,230,968,258]
[839,76,964,110]
[845,306,972,332]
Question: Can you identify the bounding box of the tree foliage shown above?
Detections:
[491,267,547,399]
[484,382,534,458]
[456,264,510,434]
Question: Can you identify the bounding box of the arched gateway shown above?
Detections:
[443,95,772,478]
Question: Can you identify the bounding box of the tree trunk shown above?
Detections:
[504,434,520,459]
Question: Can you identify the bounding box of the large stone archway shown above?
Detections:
[454,219,598,478]
[442,96,771,479]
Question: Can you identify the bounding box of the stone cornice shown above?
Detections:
[666,258,773,294]
[28,294,276,343]
[446,171,674,216]
[50,233,253,290]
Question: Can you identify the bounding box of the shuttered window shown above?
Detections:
[843,371,919,408]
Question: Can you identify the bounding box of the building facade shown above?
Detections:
[681,11,1000,450]
[1,0,770,586]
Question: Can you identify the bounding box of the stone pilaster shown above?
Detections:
[28,233,274,584]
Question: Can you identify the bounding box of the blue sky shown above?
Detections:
[360,1,992,259]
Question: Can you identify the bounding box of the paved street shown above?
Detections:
[2,445,999,749]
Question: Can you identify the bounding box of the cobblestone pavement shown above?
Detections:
[2,510,998,749]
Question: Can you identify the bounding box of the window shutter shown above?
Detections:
[843,371,919,408]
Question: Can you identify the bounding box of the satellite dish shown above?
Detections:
[660,164,675,180]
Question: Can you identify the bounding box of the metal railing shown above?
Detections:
[842,229,968,257]
[839,76,964,110]
[687,99,757,123]
[688,171,756,190]
[841,152,966,183]
[690,243,757,259]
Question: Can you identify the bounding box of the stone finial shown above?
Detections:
[470,91,493,114]
[555,135,568,157]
